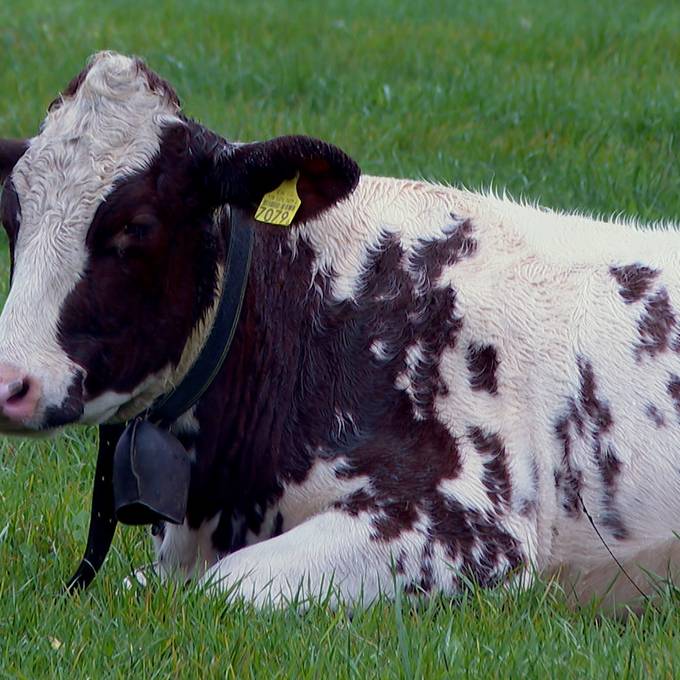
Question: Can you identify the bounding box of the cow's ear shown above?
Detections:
[215,135,360,225]
[0,139,29,183]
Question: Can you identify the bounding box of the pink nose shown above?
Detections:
[0,364,41,422]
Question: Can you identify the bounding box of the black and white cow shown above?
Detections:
[1,51,680,610]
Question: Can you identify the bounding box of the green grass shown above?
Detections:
[1,0,680,676]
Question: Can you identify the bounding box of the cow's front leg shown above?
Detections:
[200,508,532,608]
[200,510,398,607]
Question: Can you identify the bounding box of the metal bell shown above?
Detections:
[113,419,191,526]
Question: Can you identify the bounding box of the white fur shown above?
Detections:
[201,510,397,607]
[274,459,369,533]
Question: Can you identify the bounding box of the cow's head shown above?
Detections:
[0,51,359,434]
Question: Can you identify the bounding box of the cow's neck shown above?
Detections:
[177,219,322,545]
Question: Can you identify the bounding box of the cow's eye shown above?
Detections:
[122,220,154,239]
[101,217,159,257]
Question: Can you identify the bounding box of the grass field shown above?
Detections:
[1,0,680,677]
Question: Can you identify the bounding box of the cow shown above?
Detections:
[1,51,679,611]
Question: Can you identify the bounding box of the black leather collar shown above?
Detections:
[65,207,254,592]
[149,208,254,425]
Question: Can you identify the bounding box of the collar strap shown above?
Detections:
[148,207,254,426]
[64,422,125,592]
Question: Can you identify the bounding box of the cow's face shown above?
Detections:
[0,52,359,434]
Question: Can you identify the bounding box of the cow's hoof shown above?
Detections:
[122,562,157,590]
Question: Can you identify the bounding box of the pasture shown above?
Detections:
[1,0,680,676]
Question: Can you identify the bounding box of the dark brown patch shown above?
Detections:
[48,62,94,111]
[610,264,659,303]
[419,542,434,593]
[668,375,680,422]
[394,551,407,575]
[645,403,665,428]
[468,427,511,507]
[554,358,627,539]
[578,357,613,434]
[593,443,627,540]
[636,288,677,359]
[1,179,21,280]
[431,497,524,588]
[327,226,521,586]
[553,412,583,517]
[610,264,680,361]
[335,411,461,542]
[134,59,181,108]
[409,217,478,282]
[327,227,470,540]
[466,343,499,395]
[0,140,29,184]
[271,512,284,538]
[42,374,85,429]
[578,358,627,539]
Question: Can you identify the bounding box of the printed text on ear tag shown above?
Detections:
[254,174,301,226]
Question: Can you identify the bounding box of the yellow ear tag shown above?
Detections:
[254,174,301,226]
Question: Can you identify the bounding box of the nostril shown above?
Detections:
[0,371,41,422]
[6,379,30,403]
